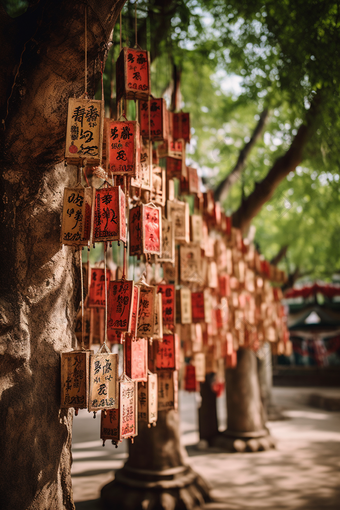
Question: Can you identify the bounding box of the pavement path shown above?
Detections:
[72,387,340,509]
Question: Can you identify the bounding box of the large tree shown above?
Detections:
[0,1,125,508]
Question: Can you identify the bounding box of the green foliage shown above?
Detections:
[1,0,28,17]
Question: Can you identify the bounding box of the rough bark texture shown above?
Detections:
[232,95,321,232]
[214,108,269,203]
[101,410,212,510]
[198,375,219,444]
[213,348,275,452]
[0,1,125,508]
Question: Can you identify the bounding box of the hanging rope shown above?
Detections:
[85,4,88,96]
[104,242,108,347]
[135,0,138,48]
[79,249,85,349]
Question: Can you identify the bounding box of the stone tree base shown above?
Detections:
[101,410,211,510]
[101,464,211,510]
[212,428,276,453]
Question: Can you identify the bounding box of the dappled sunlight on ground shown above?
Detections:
[72,387,340,509]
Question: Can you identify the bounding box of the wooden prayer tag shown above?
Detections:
[181,167,200,195]
[138,372,158,426]
[139,97,167,141]
[116,47,151,101]
[157,370,178,411]
[100,376,138,446]
[191,292,205,323]
[126,336,148,382]
[173,112,190,143]
[184,364,198,392]
[61,186,93,246]
[107,280,134,332]
[88,268,110,308]
[88,352,118,412]
[180,243,202,283]
[157,284,175,326]
[190,215,203,244]
[140,139,152,190]
[193,352,206,382]
[129,204,162,256]
[137,284,157,338]
[106,120,140,177]
[157,217,175,263]
[91,186,126,244]
[153,292,163,341]
[129,286,140,338]
[65,98,103,165]
[167,201,190,243]
[166,156,186,179]
[151,166,166,206]
[61,350,92,410]
[176,287,192,324]
[155,334,180,370]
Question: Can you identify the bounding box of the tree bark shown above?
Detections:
[232,94,321,232]
[214,108,269,203]
[0,1,125,508]
[101,410,211,510]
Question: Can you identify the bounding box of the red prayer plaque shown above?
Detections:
[191,292,205,323]
[88,268,110,308]
[92,186,126,243]
[130,286,140,337]
[173,112,190,143]
[157,284,175,325]
[184,364,198,392]
[107,280,134,332]
[166,156,185,179]
[139,98,167,141]
[100,408,120,445]
[155,334,179,370]
[143,205,161,254]
[126,336,148,382]
[106,120,140,177]
[137,284,156,338]
[116,47,150,101]
[129,204,161,256]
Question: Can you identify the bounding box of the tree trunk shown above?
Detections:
[220,348,275,452]
[198,375,219,445]
[0,1,125,508]
[101,410,211,510]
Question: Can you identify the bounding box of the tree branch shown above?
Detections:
[232,92,322,232]
[270,244,288,265]
[214,108,269,202]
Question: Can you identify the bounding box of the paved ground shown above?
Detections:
[72,387,340,509]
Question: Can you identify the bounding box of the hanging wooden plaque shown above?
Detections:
[89,308,104,345]
[166,156,186,179]
[61,350,92,410]
[139,97,167,141]
[204,289,212,324]
[129,286,140,338]
[191,292,205,323]
[106,120,140,177]
[61,186,93,246]
[157,284,175,326]
[155,334,180,370]
[151,166,166,206]
[140,139,152,190]
[218,274,230,297]
[137,284,157,338]
[157,370,178,411]
[116,47,150,101]
[91,186,126,244]
[180,243,202,283]
[126,336,148,382]
[193,352,206,382]
[129,204,162,255]
[153,292,163,341]
[184,364,198,392]
[173,112,190,143]
[190,215,203,244]
[138,372,158,425]
[176,287,192,324]
[88,352,119,411]
[181,166,200,195]
[65,98,103,165]
[157,217,175,264]
[107,280,134,332]
[88,268,110,308]
[167,201,190,243]
[100,377,138,445]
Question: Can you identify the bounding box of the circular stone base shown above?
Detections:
[211,429,276,453]
[101,464,212,510]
